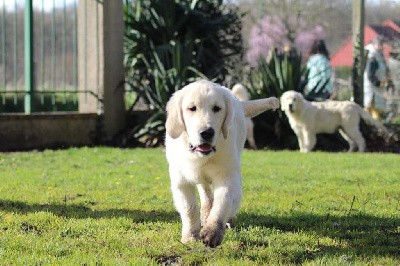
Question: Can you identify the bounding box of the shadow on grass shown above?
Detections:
[0,199,179,223]
[237,211,400,262]
[1,199,399,262]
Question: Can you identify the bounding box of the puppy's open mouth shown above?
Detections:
[289,104,294,113]
[189,143,216,155]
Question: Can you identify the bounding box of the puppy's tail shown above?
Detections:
[356,105,398,141]
[242,97,280,118]
[232,84,250,101]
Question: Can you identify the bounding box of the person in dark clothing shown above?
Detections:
[363,37,389,119]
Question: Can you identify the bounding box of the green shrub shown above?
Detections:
[248,51,305,99]
[334,66,352,80]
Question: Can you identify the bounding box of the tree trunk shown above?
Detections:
[352,0,365,106]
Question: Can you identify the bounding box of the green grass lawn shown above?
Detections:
[0,148,399,265]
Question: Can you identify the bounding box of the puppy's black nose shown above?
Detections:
[200,128,215,141]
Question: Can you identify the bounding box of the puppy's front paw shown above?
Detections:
[181,231,199,244]
[200,221,225,248]
[268,97,280,110]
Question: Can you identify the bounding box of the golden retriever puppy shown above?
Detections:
[165,80,279,247]
[280,90,392,152]
[232,84,257,149]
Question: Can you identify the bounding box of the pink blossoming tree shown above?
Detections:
[246,15,326,66]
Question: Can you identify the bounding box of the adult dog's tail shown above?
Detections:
[356,105,397,141]
[242,97,280,118]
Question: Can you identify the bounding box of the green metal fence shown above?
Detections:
[0,0,80,113]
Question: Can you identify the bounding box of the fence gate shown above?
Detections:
[0,0,85,113]
[0,0,125,148]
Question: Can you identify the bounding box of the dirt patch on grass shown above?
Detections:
[362,124,400,153]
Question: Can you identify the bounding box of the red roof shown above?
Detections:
[331,20,400,68]
[384,19,400,33]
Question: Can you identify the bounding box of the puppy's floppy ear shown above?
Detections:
[295,92,304,107]
[166,90,185,139]
[222,90,234,139]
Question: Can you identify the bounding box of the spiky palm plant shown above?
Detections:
[248,49,305,99]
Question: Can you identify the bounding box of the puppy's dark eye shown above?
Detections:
[212,106,221,113]
[188,106,196,112]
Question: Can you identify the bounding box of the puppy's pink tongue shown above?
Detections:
[197,144,212,152]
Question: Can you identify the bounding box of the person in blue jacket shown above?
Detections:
[303,39,334,101]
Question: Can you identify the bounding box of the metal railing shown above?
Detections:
[0,0,82,113]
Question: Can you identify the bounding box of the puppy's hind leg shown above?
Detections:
[341,127,365,152]
[200,178,242,247]
[198,184,236,229]
[339,128,356,152]
[197,183,213,226]
[246,119,257,149]
[172,183,201,243]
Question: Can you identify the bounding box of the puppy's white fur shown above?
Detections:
[232,84,257,149]
[165,80,279,247]
[280,90,391,152]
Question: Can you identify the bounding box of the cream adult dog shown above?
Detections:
[280,90,391,152]
[165,80,279,247]
[232,83,257,149]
